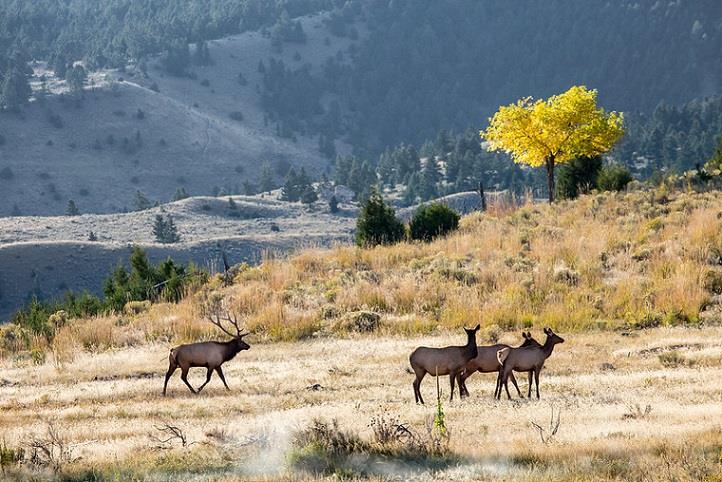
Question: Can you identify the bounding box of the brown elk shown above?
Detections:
[162,300,250,396]
[496,327,564,400]
[458,331,541,398]
[409,324,480,404]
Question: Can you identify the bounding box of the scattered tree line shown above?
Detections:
[12,247,206,339]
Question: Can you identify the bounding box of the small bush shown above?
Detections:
[123,300,151,315]
[47,310,68,328]
[0,439,25,472]
[335,311,381,333]
[553,264,580,285]
[409,203,460,241]
[659,350,686,368]
[598,164,633,192]
[703,269,722,294]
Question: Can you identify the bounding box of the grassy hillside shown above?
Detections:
[4,178,722,357]
[1,180,722,480]
[0,13,352,216]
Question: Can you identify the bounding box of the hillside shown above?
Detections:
[1,180,722,480]
[0,188,497,321]
[0,191,356,321]
[0,12,354,216]
[4,177,722,345]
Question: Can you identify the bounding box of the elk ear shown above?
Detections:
[544,327,551,335]
[474,324,480,331]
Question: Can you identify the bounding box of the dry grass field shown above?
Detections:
[1,327,722,481]
[2,182,722,480]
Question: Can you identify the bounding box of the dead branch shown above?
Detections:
[149,422,196,448]
[530,404,561,444]
[26,421,77,473]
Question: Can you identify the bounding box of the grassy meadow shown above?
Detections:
[2,181,722,480]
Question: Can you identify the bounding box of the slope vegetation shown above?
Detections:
[0,13,352,216]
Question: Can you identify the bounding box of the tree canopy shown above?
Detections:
[480,86,624,202]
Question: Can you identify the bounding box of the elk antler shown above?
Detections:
[199,292,247,337]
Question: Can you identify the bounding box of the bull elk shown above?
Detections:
[496,327,564,400]
[458,331,541,398]
[409,324,480,404]
[162,299,250,396]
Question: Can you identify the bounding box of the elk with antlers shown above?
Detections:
[162,293,251,396]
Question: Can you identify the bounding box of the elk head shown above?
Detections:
[543,327,565,344]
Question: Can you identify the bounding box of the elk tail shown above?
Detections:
[169,348,178,364]
[497,347,510,367]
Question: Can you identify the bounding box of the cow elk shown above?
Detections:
[458,331,541,398]
[162,295,251,396]
[409,324,480,404]
[496,327,564,400]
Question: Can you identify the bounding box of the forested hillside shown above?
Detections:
[259,0,722,157]
[2,0,722,212]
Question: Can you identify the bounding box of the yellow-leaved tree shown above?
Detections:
[480,86,624,203]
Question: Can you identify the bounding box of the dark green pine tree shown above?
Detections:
[66,199,79,216]
[259,162,275,193]
[1,68,32,112]
[355,188,405,247]
[329,195,339,213]
[281,168,300,201]
[153,214,181,243]
[418,157,442,200]
[555,156,603,200]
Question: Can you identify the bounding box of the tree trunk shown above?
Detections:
[546,156,556,203]
[478,180,487,212]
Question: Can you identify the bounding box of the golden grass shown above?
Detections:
[2,185,720,363]
[1,328,722,480]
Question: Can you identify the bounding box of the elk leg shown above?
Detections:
[216,367,230,390]
[527,371,533,398]
[162,365,177,396]
[509,372,523,398]
[534,368,541,399]
[457,372,467,398]
[494,370,501,399]
[502,367,512,400]
[180,368,196,394]
[449,371,456,402]
[413,370,426,405]
[457,371,467,398]
[197,368,214,393]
